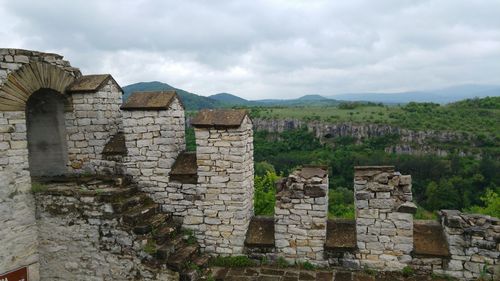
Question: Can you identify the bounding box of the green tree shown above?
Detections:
[254,171,280,216]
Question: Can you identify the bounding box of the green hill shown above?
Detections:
[122,81,222,110]
[209,93,256,106]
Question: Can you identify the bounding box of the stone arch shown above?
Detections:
[0,61,76,111]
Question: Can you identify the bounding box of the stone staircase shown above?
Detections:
[110,185,209,280]
[36,175,209,281]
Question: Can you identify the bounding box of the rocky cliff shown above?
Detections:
[252,118,480,157]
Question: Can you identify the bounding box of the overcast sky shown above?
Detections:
[1,0,499,99]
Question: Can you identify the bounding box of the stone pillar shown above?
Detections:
[121,91,185,192]
[274,166,328,265]
[354,166,416,270]
[188,109,254,255]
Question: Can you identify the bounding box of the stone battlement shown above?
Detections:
[1,49,498,281]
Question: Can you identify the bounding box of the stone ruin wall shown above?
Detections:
[274,167,329,265]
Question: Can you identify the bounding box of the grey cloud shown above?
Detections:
[1,0,500,99]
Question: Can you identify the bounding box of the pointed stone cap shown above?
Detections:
[66,74,122,93]
[191,109,248,128]
[121,91,180,110]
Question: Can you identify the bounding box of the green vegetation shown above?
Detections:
[253,126,500,217]
[31,182,49,193]
[209,256,256,267]
[401,266,415,277]
[143,239,156,255]
[254,171,279,216]
[182,229,197,245]
[298,261,316,270]
[275,257,292,268]
[328,189,355,219]
[249,97,500,138]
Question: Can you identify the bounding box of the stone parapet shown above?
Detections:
[274,166,329,265]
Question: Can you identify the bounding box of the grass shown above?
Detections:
[401,266,415,277]
[275,257,291,268]
[143,239,156,255]
[298,261,316,270]
[31,182,49,193]
[209,256,256,268]
[182,229,197,245]
[414,206,438,220]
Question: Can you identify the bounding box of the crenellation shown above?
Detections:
[354,166,416,271]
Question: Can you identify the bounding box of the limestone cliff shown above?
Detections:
[252,118,482,157]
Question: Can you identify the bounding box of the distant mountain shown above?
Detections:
[123,82,500,109]
[122,81,222,110]
[209,93,256,106]
[329,84,500,104]
[296,94,329,101]
[258,95,340,106]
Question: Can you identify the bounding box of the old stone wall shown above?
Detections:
[0,111,39,279]
[183,115,254,255]
[65,80,123,174]
[35,184,178,281]
[274,166,328,265]
[435,210,499,280]
[161,182,201,216]
[354,166,415,270]
[122,97,185,193]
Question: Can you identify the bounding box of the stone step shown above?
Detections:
[155,236,184,260]
[122,204,158,225]
[112,194,153,213]
[192,254,210,268]
[166,244,199,271]
[153,221,181,244]
[133,213,170,235]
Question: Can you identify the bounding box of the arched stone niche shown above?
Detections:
[26,89,69,176]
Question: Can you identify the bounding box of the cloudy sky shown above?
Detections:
[1,0,499,99]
